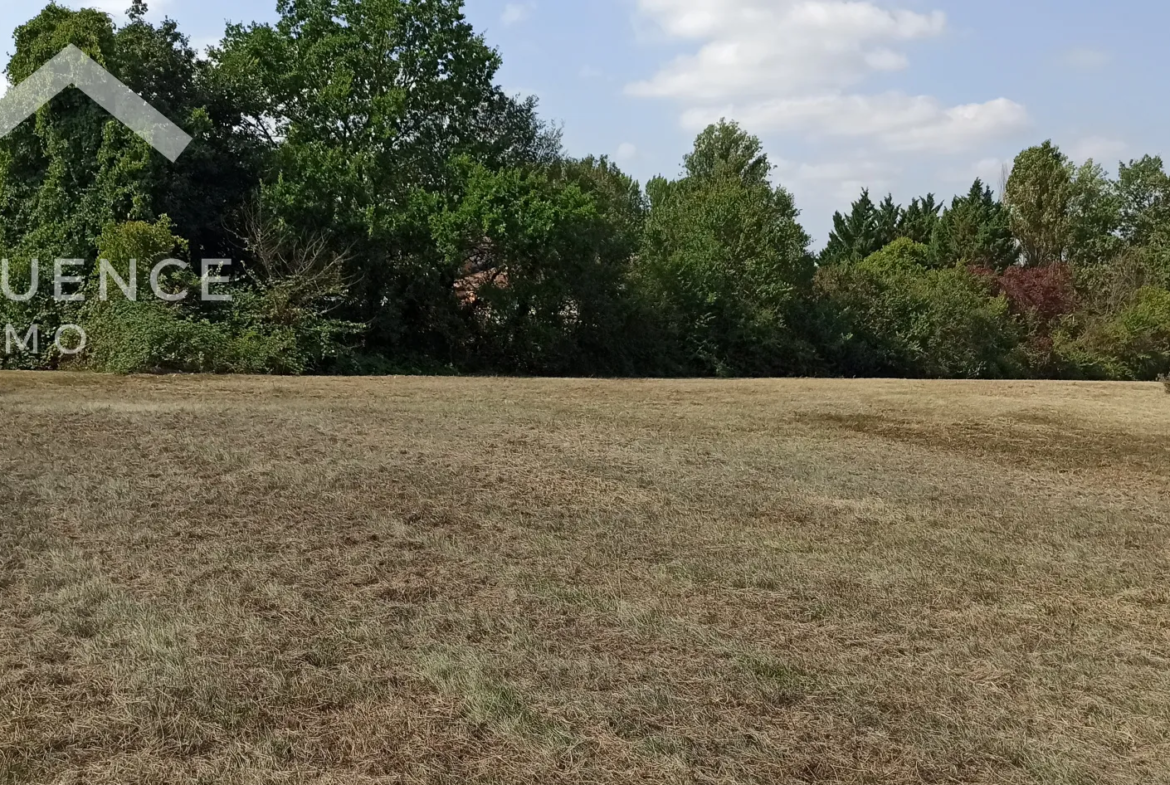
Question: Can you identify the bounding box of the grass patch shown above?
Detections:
[1,374,1168,783]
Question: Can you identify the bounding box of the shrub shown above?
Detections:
[815,243,1023,378]
[1160,373,1170,394]
[1053,287,1170,380]
[81,301,293,374]
[94,217,188,296]
[995,263,1077,326]
[80,288,359,375]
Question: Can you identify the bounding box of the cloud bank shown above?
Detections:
[628,0,1028,154]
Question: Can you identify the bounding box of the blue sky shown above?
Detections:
[1,0,1166,241]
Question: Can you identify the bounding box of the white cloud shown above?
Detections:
[501,3,534,26]
[1059,47,1110,71]
[939,157,1010,190]
[628,0,1027,155]
[629,0,944,101]
[681,93,1028,153]
[1068,136,1127,165]
[777,157,900,200]
[616,142,638,161]
[67,0,171,18]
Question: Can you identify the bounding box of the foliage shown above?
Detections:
[1117,156,1170,247]
[930,179,1016,270]
[822,191,946,266]
[820,190,882,266]
[430,160,634,374]
[213,0,559,354]
[1066,161,1123,266]
[636,122,816,376]
[993,263,1077,326]
[816,239,1022,378]
[900,195,943,245]
[1053,287,1170,381]
[1005,141,1073,267]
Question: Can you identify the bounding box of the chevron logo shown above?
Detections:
[0,44,192,162]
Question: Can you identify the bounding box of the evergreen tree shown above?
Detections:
[931,179,1017,270]
[821,189,880,265]
[900,195,942,245]
[875,194,904,249]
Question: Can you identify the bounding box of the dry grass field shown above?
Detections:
[1,374,1168,784]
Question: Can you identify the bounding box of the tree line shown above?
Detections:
[1,0,1167,380]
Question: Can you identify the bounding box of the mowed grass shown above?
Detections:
[1,374,1168,785]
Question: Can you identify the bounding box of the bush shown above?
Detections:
[80,286,359,375]
[1052,287,1170,380]
[815,241,1023,378]
[81,301,295,374]
[1160,373,1170,394]
[994,263,1077,326]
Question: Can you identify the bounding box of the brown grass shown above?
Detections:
[1,374,1168,784]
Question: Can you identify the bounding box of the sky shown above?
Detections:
[0,0,1166,241]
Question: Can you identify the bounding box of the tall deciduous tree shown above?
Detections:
[1116,156,1170,247]
[638,123,814,376]
[1066,160,1122,266]
[1005,141,1073,267]
[683,119,771,186]
[214,0,559,353]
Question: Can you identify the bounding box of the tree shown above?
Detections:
[431,161,634,374]
[637,123,815,376]
[816,239,1021,378]
[1004,141,1073,266]
[683,119,771,186]
[1066,161,1122,266]
[214,0,560,354]
[821,190,879,266]
[1116,156,1170,247]
[0,2,260,263]
[551,156,647,264]
[900,195,942,245]
[821,191,930,266]
[930,179,1016,270]
[875,194,903,249]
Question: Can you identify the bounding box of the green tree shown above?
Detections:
[683,119,771,186]
[214,0,560,356]
[821,191,919,266]
[1066,161,1122,266]
[637,124,815,376]
[0,3,260,263]
[875,194,903,249]
[930,179,1016,270]
[816,239,1021,378]
[430,160,636,374]
[821,190,879,266]
[1005,141,1073,266]
[1116,155,1170,247]
[900,195,942,245]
